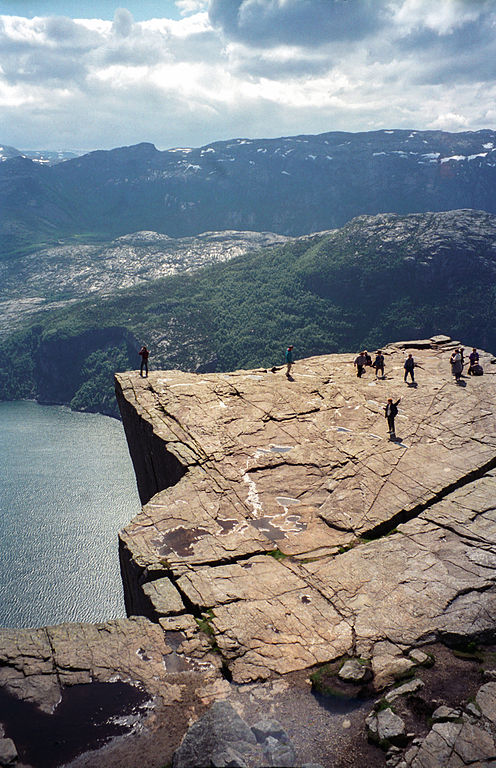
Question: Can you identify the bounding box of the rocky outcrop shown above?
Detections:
[1,336,495,767]
[115,337,496,683]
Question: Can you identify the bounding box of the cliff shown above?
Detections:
[115,338,496,684]
[1,337,496,768]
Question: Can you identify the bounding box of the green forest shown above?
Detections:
[1,217,495,417]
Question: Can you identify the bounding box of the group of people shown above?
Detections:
[353,349,417,382]
[450,347,483,381]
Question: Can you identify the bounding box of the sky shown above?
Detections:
[1,0,496,152]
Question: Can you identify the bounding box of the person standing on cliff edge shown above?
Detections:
[285,345,294,378]
[139,345,149,378]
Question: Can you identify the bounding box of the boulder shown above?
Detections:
[172,701,258,768]
[338,658,371,683]
[475,682,496,724]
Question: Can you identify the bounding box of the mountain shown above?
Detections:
[0,144,82,165]
[1,209,495,417]
[0,229,291,337]
[2,129,496,256]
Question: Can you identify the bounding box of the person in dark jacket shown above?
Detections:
[373,351,385,378]
[285,345,294,377]
[139,345,149,377]
[354,351,367,378]
[404,353,415,383]
[385,398,401,438]
[467,348,479,375]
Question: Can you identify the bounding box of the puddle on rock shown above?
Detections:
[163,651,193,673]
[156,526,210,557]
[216,518,238,534]
[0,681,151,768]
[312,690,370,716]
[250,517,285,542]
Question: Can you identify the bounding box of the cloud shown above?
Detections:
[176,0,209,15]
[112,7,134,37]
[0,0,495,152]
[208,0,391,47]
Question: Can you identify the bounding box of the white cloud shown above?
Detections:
[0,0,495,151]
[392,0,492,35]
[175,0,208,16]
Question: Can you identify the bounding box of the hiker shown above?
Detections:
[467,348,479,375]
[384,398,401,438]
[285,345,294,377]
[364,350,372,367]
[459,347,465,370]
[139,345,149,377]
[404,353,415,383]
[450,349,463,382]
[373,351,385,378]
[354,351,367,378]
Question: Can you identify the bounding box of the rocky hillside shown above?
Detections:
[1,209,495,417]
[1,339,495,768]
[3,128,496,255]
[0,228,291,337]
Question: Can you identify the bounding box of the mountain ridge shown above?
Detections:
[3,128,496,255]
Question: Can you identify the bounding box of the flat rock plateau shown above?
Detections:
[1,336,496,768]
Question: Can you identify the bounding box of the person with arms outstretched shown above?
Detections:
[385,397,401,438]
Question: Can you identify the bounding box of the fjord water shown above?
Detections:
[0,401,141,628]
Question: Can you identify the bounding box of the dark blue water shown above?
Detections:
[0,401,141,628]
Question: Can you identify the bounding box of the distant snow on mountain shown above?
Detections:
[0,145,83,164]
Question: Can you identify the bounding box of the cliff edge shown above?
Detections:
[1,336,495,768]
[115,337,496,684]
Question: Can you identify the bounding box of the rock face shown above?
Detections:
[115,337,496,683]
[1,336,495,767]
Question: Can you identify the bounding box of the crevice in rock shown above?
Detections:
[361,454,496,541]
[443,582,494,611]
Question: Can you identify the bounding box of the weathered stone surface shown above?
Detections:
[142,577,185,617]
[338,658,371,683]
[370,642,415,691]
[115,341,496,683]
[476,682,496,724]
[172,701,258,768]
[262,735,296,767]
[0,725,17,767]
[408,649,429,665]
[432,705,461,722]
[367,707,406,745]
[385,678,424,702]
[0,616,194,712]
[252,718,291,744]
[405,721,496,767]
